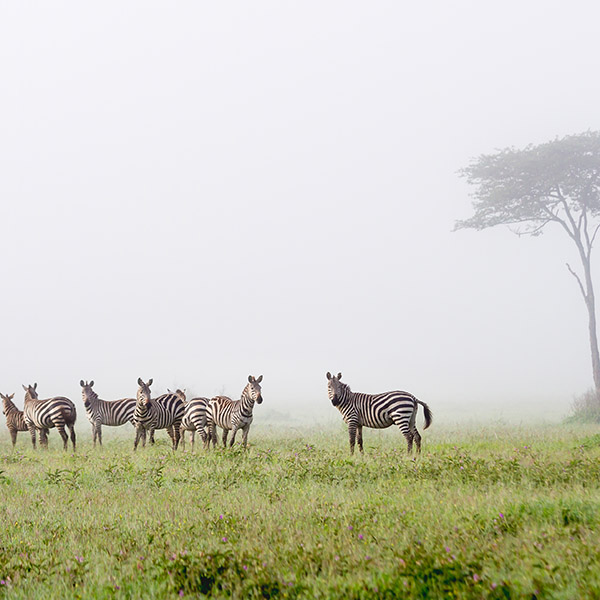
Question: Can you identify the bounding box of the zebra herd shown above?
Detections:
[1,373,432,454]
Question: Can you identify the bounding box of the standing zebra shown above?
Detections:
[208,375,263,449]
[80,380,136,447]
[1,392,31,449]
[22,383,77,451]
[326,372,432,454]
[133,378,185,451]
[180,395,211,451]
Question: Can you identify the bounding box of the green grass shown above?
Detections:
[0,424,600,598]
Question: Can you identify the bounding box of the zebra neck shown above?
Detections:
[136,401,150,416]
[240,389,255,415]
[337,387,354,406]
[2,401,19,415]
[85,393,99,407]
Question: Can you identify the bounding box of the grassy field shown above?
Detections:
[0,424,599,599]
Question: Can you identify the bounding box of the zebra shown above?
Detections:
[180,396,211,451]
[133,378,185,450]
[22,383,77,451]
[326,372,432,454]
[80,380,136,447]
[207,375,263,449]
[1,392,31,449]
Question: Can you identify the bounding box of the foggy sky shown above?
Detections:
[1,1,599,423]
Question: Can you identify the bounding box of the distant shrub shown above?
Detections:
[566,388,600,423]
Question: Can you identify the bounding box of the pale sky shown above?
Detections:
[1,1,599,423]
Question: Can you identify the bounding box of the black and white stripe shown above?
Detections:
[80,380,136,447]
[133,378,185,450]
[208,375,263,449]
[1,392,30,449]
[22,383,77,451]
[180,396,210,451]
[326,372,432,454]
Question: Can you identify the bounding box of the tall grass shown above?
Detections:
[0,424,599,598]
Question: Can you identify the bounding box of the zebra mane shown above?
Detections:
[339,381,352,393]
[1,395,20,413]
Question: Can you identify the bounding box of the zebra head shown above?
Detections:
[1,393,15,415]
[137,378,153,407]
[326,372,343,406]
[247,375,263,404]
[80,380,96,407]
[22,383,38,402]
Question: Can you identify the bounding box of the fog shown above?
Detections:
[1,1,599,424]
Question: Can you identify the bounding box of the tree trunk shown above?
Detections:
[582,258,600,393]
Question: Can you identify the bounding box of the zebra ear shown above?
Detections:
[137,377,143,386]
[256,375,263,383]
[148,378,153,386]
[326,372,331,380]
[248,375,254,383]
[8,393,14,400]
[337,372,342,380]
[80,380,85,387]
[167,388,172,393]
[34,383,37,390]
[89,380,94,387]
[22,384,28,391]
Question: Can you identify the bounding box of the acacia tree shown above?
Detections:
[456,131,600,393]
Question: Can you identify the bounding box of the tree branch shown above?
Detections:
[590,223,600,248]
[566,262,587,300]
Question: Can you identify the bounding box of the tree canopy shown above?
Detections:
[456,131,600,241]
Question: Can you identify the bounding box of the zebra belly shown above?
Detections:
[359,414,394,429]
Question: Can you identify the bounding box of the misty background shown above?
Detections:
[1,1,599,426]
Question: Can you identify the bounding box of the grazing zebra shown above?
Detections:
[133,378,185,451]
[80,380,136,447]
[326,372,432,454]
[180,396,211,451]
[208,375,263,449]
[22,383,77,451]
[1,392,31,449]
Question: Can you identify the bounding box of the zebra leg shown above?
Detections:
[222,428,229,448]
[27,423,37,450]
[229,426,240,447]
[241,425,250,449]
[96,421,102,448]
[188,430,194,452]
[39,428,49,449]
[134,427,143,451]
[173,422,181,450]
[357,426,364,454]
[166,425,175,448]
[56,423,69,451]
[412,427,422,453]
[69,423,77,452]
[92,423,97,447]
[9,428,17,449]
[348,424,357,455]
[392,413,413,454]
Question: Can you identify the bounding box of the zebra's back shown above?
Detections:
[351,390,418,429]
[181,397,210,431]
[86,397,136,427]
[6,410,28,432]
[25,396,77,429]
[209,396,237,429]
[148,394,185,430]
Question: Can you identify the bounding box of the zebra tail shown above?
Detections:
[417,400,432,429]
